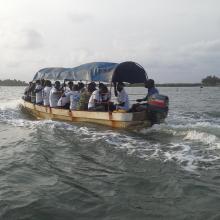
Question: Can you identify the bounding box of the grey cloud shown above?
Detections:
[68,12,93,23]
[22,29,44,49]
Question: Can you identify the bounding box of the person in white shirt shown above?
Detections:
[34,80,43,105]
[70,85,80,110]
[43,80,52,106]
[66,81,74,92]
[57,82,76,108]
[88,89,101,110]
[115,82,129,111]
[88,84,110,111]
[49,81,62,108]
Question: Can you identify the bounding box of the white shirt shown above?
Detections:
[116,89,129,110]
[70,91,80,110]
[88,90,101,109]
[43,86,52,106]
[57,91,73,107]
[49,87,61,107]
[101,91,110,102]
[35,84,43,104]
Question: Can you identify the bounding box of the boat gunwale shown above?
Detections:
[21,100,148,124]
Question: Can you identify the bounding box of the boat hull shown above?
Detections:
[20,101,152,128]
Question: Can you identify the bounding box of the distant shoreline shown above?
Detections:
[0,79,28,86]
[130,83,219,87]
[0,80,219,87]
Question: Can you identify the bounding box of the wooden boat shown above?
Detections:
[21,61,168,129]
[21,100,154,128]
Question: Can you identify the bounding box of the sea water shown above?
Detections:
[0,86,220,220]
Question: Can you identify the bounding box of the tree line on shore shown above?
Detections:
[0,75,219,87]
[201,75,220,86]
[0,79,28,86]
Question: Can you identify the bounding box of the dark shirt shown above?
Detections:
[148,87,159,97]
[143,87,159,101]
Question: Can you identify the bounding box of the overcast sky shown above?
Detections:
[0,0,220,83]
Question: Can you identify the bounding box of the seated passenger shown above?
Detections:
[115,82,129,111]
[78,82,85,93]
[49,81,63,108]
[77,82,96,110]
[88,83,110,111]
[64,81,73,92]
[69,85,80,110]
[34,80,43,105]
[99,84,112,111]
[43,80,52,106]
[131,79,159,112]
[88,86,102,111]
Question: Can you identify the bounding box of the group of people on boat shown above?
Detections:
[23,78,162,113]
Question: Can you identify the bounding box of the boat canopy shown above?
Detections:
[33,61,148,84]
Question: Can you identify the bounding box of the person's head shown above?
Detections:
[100,84,108,94]
[87,82,96,93]
[68,81,74,90]
[117,82,125,92]
[98,83,105,89]
[36,80,41,85]
[41,79,45,86]
[78,82,84,90]
[73,84,79,91]
[54,81,61,89]
[144,79,155,89]
[45,80,51,87]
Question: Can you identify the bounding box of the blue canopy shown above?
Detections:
[33,61,147,84]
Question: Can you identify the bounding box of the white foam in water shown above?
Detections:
[0,99,21,110]
[184,130,218,145]
[75,124,220,173]
[1,95,219,173]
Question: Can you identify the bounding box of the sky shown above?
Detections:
[0,0,220,83]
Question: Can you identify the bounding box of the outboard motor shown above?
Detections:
[147,94,169,125]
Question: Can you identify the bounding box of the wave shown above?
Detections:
[1,95,220,174]
[2,107,220,173]
[183,130,220,147]
[0,99,21,111]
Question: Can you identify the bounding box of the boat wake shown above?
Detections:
[1,96,220,174]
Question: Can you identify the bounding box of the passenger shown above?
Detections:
[58,82,78,108]
[115,82,129,111]
[23,82,32,101]
[78,82,85,93]
[67,81,74,92]
[77,82,96,110]
[30,82,36,103]
[69,85,80,110]
[88,86,101,111]
[136,79,159,102]
[131,79,159,112]
[99,84,112,111]
[34,80,43,105]
[41,79,45,88]
[49,81,63,108]
[43,80,52,106]
[88,83,109,111]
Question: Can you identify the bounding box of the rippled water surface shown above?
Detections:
[0,86,220,220]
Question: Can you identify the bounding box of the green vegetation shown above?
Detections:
[0,79,28,86]
[202,75,220,86]
[156,83,201,87]
[129,83,202,87]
